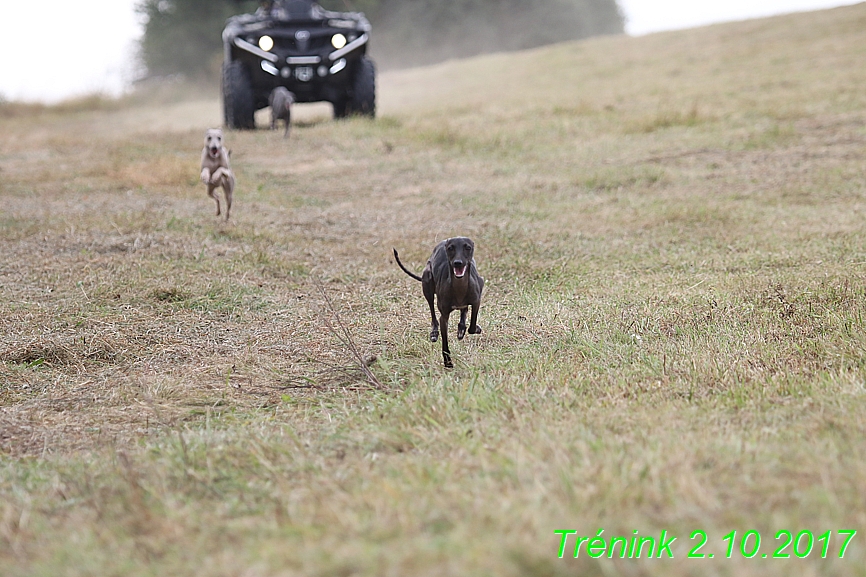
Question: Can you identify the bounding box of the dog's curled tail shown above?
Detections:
[393,248,423,282]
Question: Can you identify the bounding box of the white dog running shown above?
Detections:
[200,128,235,220]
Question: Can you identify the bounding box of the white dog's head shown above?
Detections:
[204,128,224,159]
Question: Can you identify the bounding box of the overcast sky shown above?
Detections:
[617,0,861,34]
[0,0,861,103]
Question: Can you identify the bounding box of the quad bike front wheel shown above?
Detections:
[349,56,376,117]
[223,61,256,129]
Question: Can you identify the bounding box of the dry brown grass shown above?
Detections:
[2,4,866,576]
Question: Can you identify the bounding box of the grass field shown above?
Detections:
[2,4,866,576]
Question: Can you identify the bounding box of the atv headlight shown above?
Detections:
[258,35,274,52]
[331,34,347,50]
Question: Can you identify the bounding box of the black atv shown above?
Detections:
[222,0,376,129]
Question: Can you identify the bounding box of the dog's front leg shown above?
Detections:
[201,167,211,184]
[457,308,467,340]
[210,167,227,185]
[440,311,453,368]
[423,282,438,342]
[468,302,482,335]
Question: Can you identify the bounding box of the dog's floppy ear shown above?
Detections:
[227,149,232,158]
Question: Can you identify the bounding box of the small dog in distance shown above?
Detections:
[269,87,295,138]
[200,128,235,220]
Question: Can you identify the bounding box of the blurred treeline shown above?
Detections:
[137,0,624,80]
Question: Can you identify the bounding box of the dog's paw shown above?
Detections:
[469,325,482,335]
[457,326,466,340]
[443,359,454,369]
[430,330,439,343]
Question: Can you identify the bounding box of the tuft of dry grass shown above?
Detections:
[2,4,866,576]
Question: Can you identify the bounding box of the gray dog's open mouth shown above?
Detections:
[453,264,467,278]
[209,147,219,158]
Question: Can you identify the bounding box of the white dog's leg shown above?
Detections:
[222,172,235,220]
[207,184,221,216]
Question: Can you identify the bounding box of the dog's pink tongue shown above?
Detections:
[454,265,466,278]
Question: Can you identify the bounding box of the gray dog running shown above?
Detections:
[269,87,295,138]
[394,237,484,368]
[199,128,235,220]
